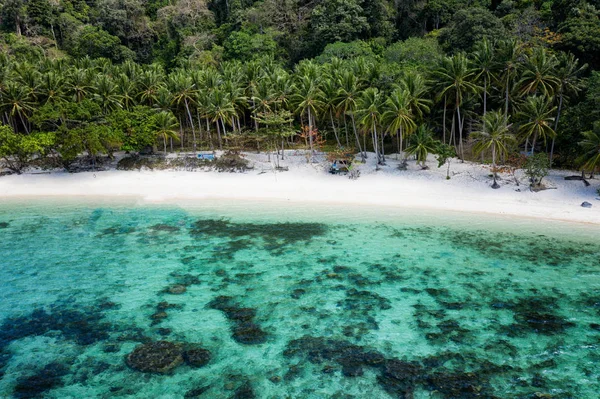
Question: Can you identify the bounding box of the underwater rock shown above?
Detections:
[0,305,111,350]
[425,371,487,399]
[190,219,327,254]
[284,336,385,376]
[184,385,211,398]
[0,222,9,229]
[126,341,183,373]
[166,285,187,295]
[157,328,172,336]
[291,289,306,299]
[102,343,121,353]
[157,301,182,311]
[151,311,168,322]
[13,362,69,399]
[207,296,267,345]
[230,382,255,399]
[183,347,211,368]
[150,224,181,232]
[376,359,423,397]
[511,311,575,335]
[100,226,136,236]
[232,322,268,345]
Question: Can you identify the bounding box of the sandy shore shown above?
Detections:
[1,152,599,225]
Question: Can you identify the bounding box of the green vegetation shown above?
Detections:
[1,0,600,180]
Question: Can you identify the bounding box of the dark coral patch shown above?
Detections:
[207,296,267,345]
[125,341,183,373]
[13,362,69,399]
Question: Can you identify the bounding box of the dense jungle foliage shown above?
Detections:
[1,0,600,175]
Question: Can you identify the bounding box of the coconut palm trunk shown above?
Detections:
[550,93,563,166]
[184,99,196,152]
[330,109,341,147]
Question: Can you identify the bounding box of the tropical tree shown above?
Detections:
[577,123,600,177]
[293,75,323,161]
[399,72,432,123]
[550,53,587,163]
[434,53,479,159]
[320,77,343,147]
[517,96,557,155]
[406,125,437,168]
[518,47,559,97]
[168,73,198,151]
[154,111,180,153]
[66,68,93,103]
[0,81,35,133]
[497,39,523,117]
[356,87,385,169]
[471,111,516,189]
[94,75,122,113]
[472,38,495,118]
[382,88,416,159]
[336,70,365,159]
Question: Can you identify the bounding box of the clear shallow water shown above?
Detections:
[0,198,599,399]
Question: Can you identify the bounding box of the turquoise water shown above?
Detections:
[0,198,599,399]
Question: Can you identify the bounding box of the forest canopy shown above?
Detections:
[1,0,600,176]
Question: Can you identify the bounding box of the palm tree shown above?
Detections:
[116,74,137,111]
[252,79,275,129]
[168,72,198,151]
[406,125,437,168]
[518,47,559,97]
[336,71,364,159]
[94,75,122,113]
[208,88,236,150]
[293,75,323,161]
[434,53,479,160]
[321,77,343,147]
[0,81,35,133]
[577,124,600,177]
[517,96,556,155]
[38,71,66,106]
[356,87,384,169]
[138,69,164,106]
[154,111,180,153]
[399,72,432,122]
[473,38,495,119]
[471,111,516,189]
[550,53,586,164]
[66,68,93,103]
[497,39,523,117]
[383,88,416,160]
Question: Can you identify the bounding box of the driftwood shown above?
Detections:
[564,176,590,187]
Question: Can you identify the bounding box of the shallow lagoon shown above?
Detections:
[0,198,599,398]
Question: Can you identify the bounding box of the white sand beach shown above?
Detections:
[1,152,599,225]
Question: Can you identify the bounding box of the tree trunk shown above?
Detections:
[215,121,223,150]
[307,108,314,163]
[491,143,499,189]
[505,73,510,117]
[442,96,447,145]
[483,77,487,117]
[343,116,349,147]
[350,114,364,161]
[184,99,196,152]
[372,125,380,170]
[330,109,341,147]
[550,93,563,167]
[457,104,464,161]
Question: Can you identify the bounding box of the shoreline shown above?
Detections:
[1,151,599,226]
